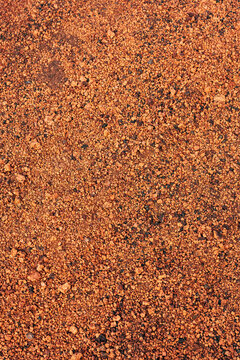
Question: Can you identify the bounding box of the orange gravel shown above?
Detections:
[0,0,240,359]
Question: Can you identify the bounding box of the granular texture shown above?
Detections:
[0,0,239,359]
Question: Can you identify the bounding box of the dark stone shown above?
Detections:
[96,333,107,344]
[28,286,34,293]
[178,337,186,344]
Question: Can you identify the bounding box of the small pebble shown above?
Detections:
[29,139,41,150]
[58,282,71,293]
[10,248,17,257]
[69,325,78,335]
[214,94,225,103]
[4,163,11,172]
[70,353,82,360]
[79,75,87,82]
[44,115,54,125]
[26,332,34,340]
[113,315,121,322]
[15,174,25,183]
[107,29,115,38]
[28,271,41,282]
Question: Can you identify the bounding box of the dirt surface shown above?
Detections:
[0,0,240,359]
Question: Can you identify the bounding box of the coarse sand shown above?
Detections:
[0,0,239,359]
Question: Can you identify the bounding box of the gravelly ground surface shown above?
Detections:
[0,0,239,359]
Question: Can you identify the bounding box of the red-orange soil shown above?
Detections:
[0,0,239,359]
